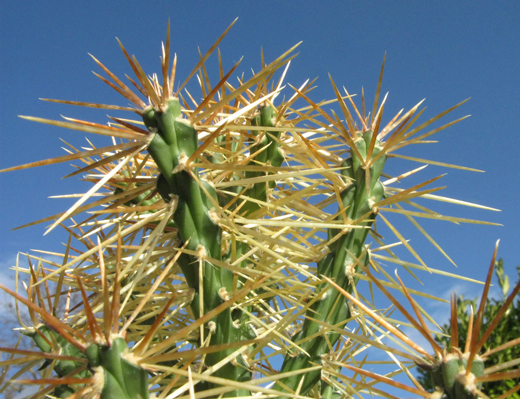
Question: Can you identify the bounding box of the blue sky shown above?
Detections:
[1,1,519,396]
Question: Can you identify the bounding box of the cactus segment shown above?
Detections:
[275,130,387,396]
[327,184,356,252]
[29,328,149,399]
[147,133,175,187]
[86,343,101,368]
[210,105,285,395]
[441,356,461,397]
[142,97,251,396]
[27,325,90,397]
[239,105,283,216]
[351,136,366,182]
[469,356,485,386]
[94,337,149,399]
[423,354,485,399]
[250,105,283,170]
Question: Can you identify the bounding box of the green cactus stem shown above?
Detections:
[218,105,285,388]
[27,325,90,398]
[274,130,387,396]
[240,105,283,215]
[422,353,485,399]
[142,97,251,396]
[86,337,149,399]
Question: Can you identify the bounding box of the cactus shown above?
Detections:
[24,325,90,398]
[143,94,253,395]
[1,21,518,399]
[326,241,520,399]
[275,128,386,396]
[86,338,149,399]
[0,259,154,399]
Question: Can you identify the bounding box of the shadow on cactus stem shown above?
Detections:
[324,240,520,399]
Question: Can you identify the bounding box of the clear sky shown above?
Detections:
[1,1,519,396]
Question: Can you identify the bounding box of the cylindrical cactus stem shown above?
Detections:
[27,328,151,398]
[142,98,250,396]
[222,105,282,274]
[86,337,149,399]
[27,325,90,398]
[321,369,343,399]
[218,106,283,383]
[218,105,281,218]
[241,105,282,216]
[275,130,387,396]
[223,105,283,315]
[424,353,485,399]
